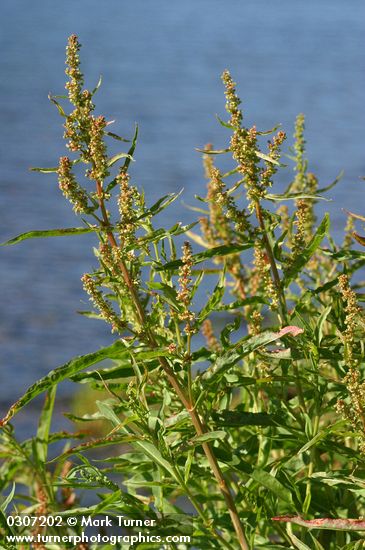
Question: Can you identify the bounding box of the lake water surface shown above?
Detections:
[0,1,364,430]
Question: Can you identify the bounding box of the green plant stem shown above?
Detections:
[186,332,193,405]
[304,410,320,514]
[95,179,250,550]
[292,363,306,414]
[254,201,288,325]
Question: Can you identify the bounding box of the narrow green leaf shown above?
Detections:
[283,213,330,286]
[35,386,57,464]
[352,232,365,247]
[48,94,66,117]
[134,440,178,479]
[190,430,226,446]
[138,190,184,220]
[256,124,281,136]
[53,434,140,462]
[105,131,130,142]
[92,74,103,95]
[138,222,197,245]
[255,151,282,166]
[217,296,267,311]
[310,472,365,490]
[215,115,238,130]
[0,483,15,513]
[315,305,332,344]
[323,249,365,261]
[196,147,230,155]
[273,229,288,261]
[288,531,313,550]
[71,358,160,383]
[317,170,343,193]
[343,209,365,223]
[251,469,293,504]
[147,282,181,311]
[212,411,279,427]
[197,275,225,323]
[106,124,138,192]
[1,226,96,246]
[0,509,16,543]
[296,420,346,455]
[266,192,330,202]
[184,450,194,484]
[196,145,282,165]
[108,152,134,167]
[96,400,122,426]
[156,242,253,271]
[203,329,298,383]
[0,341,126,426]
[309,534,325,550]
[30,166,58,173]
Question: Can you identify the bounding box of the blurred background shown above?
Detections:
[0,0,364,434]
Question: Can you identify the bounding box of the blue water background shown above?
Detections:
[0,1,364,430]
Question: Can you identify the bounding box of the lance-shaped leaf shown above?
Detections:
[53,433,141,462]
[343,209,365,223]
[1,226,96,246]
[256,151,284,166]
[197,274,225,324]
[316,170,343,193]
[203,325,303,383]
[91,74,103,96]
[266,192,330,202]
[106,124,138,192]
[30,166,59,173]
[212,411,280,427]
[271,516,365,531]
[137,189,184,220]
[48,93,66,117]
[189,430,227,447]
[352,232,365,247]
[156,242,253,272]
[196,146,282,166]
[0,341,126,426]
[147,282,182,311]
[251,469,293,505]
[107,152,134,167]
[137,222,197,246]
[35,386,57,464]
[105,131,130,142]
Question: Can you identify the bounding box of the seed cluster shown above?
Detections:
[221,70,242,128]
[338,274,361,367]
[292,113,307,192]
[201,319,220,352]
[336,274,365,452]
[117,169,140,248]
[177,242,196,334]
[336,368,365,454]
[81,273,125,333]
[87,116,109,182]
[64,36,94,155]
[291,200,310,258]
[253,242,279,310]
[65,34,84,106]
[57,156,89,213]
[222,70,286,212]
